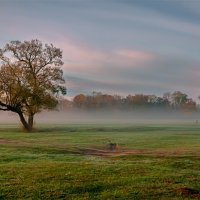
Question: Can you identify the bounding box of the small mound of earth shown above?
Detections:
[175,187,200,198]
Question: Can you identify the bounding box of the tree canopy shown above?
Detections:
[0,39,66,131]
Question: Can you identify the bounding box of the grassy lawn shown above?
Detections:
[0,123,199,199]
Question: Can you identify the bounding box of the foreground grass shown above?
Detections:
[0,124,199,199]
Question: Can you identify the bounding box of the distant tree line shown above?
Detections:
[59,91,198,112]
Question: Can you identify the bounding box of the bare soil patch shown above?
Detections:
[0,139,28,145]
[175,187,200,199]
[0,139,199,157]
[77,146,200,157]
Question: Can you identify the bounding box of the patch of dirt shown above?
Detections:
[76,146,200,157]
[175,187,200,198]
[77,145,200,157]
[0,139,199,157]
[0,139,27,145]
[77,147,152,157]
[0,139,60,147]
[77,147,144,157]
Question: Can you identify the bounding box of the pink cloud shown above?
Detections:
[43,35,156,77]
[34,30,156,69]
[60,41,155,71]
[114,49,154,61]
[53,37,105,64]
[51,34,154,61]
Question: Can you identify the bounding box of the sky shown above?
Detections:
[0,0,200,100]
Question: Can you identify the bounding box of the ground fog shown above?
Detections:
[1,109,199,125]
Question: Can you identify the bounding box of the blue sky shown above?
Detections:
[1,0,200,100]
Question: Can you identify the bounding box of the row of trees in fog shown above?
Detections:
[60,91,198,112]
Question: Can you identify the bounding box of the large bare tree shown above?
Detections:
[0,39,66,131]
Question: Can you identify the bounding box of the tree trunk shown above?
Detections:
[18,112,32,132]
[28,114,34,130]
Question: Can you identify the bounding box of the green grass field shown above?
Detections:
[0,123,199,199]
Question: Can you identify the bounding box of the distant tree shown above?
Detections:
[58,98,73,110]
[0,39,66,132]
[163,92,171,101]
[147,95,170,109]
[92,93,115,108]
[73,94,87,108]
[170,91,188,109]
[126,94,148,108]
[182,98,197,112]
[147,95,158,105]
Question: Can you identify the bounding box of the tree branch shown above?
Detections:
[0,101,20,113]
[0,101,9,111]
[0,108,9,111]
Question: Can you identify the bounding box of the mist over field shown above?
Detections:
[0,112,18,123]
[34,110,200,124]
[1,110,199,125]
